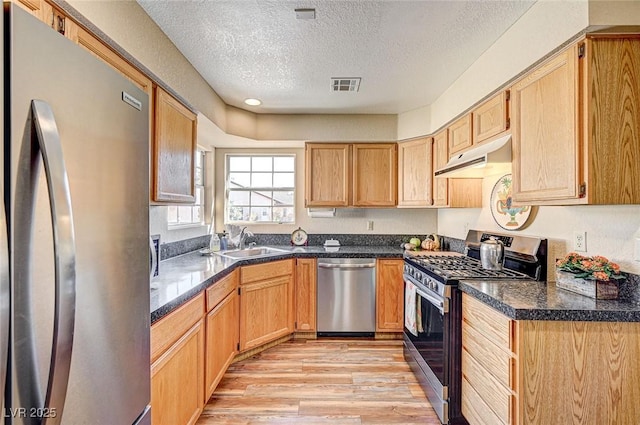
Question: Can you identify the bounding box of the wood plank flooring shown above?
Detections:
[196,339,441,425]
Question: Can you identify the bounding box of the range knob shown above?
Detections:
[426,278,436,291]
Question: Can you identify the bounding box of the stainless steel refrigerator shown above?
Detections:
[2,5,151,424]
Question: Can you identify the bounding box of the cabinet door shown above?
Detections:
[376,259,404,332]
[205,290,239,401]
[239,275,294,351]
[153,87,197,203]
[151,320,205,425]
[13,0,50,22]
[512,45,580,203]
[448,179,483,208]
[586,37,640,205]
[473,91,510,144]
[295,258,317,331]
[352,143,397,206]
[448,114,473,156]
[305,143,350,207]
[398,137,433,207]
[433,130,449,207]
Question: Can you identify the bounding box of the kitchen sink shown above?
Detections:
[217,246,288,259]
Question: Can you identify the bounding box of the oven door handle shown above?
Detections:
[415,288,448,314]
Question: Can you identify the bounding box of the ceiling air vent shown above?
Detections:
[331,78,361,92]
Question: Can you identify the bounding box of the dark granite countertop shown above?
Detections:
[150,245,402,324]
[459,279,640,322]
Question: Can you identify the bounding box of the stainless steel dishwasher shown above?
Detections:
[317,258,376,336]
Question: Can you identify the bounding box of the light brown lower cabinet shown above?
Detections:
[376,259,404,332]
[462,293,640,425]
[205,270,239,401]
[239,260,295,351]
[150,294,205,425]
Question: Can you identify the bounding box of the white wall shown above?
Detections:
[214,147,438,236]
[397,105,431,141]
[438,171,640,277]
[589,0,640,26]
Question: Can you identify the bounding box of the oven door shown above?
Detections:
[403,274,449,424]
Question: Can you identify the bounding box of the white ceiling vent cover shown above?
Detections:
[331,78,361,92]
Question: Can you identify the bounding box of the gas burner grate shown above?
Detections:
[409,255,530,280]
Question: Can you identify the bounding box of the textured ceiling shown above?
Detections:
[137,0,536,114]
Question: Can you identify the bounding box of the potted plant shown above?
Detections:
[555,252,625,299]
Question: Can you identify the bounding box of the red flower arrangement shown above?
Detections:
[556,252,625,282]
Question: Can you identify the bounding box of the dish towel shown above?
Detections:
[416,294,424,333]
[405,280,418,336]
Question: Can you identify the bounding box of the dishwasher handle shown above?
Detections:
[318,263,375,269]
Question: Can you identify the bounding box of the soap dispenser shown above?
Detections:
[220,230,229,251]
[210,233,220,252]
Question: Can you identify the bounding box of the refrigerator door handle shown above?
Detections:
[30,99,77,423]
[149,236,157,280]
[0,190,9,416]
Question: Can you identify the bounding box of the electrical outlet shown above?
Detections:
[367,220,374,231]
[573,231,587,252]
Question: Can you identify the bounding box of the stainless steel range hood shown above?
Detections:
[435,133,512,178]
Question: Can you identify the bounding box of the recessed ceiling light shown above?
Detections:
[244,98,262,106]
[295,8,316,20]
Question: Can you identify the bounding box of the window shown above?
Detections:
[225,154,295,224]
[168,148,206,226]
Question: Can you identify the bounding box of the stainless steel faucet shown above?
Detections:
[239,227,254,249]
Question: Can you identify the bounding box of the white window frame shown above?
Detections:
[225,154,296,225]
[167,148,206,228]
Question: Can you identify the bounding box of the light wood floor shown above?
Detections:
[196,339,441,424]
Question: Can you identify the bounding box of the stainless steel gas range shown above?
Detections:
[403,230,547,425]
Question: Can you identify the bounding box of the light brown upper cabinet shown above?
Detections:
[14,0,49,22]
[305,143,351,207]
[305,142,397,207]
[433,130,449,207]
[433,130,482,208]
[472,91,510,145]
[398,137,433,207]
[512,36,640,205]
[448,114,473,157]
[352,143,397,207]
[153,87,197,203]
[14,0,79,41]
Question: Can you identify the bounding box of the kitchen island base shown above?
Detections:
[462,293,640,425]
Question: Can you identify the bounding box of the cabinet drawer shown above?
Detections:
[206,270,238,312]
[462,323,512,388]
[241,259,294,284]
[151,293,205,363]
[462,348,512,425]
[462,293,512,351]
[462,376,506,425]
